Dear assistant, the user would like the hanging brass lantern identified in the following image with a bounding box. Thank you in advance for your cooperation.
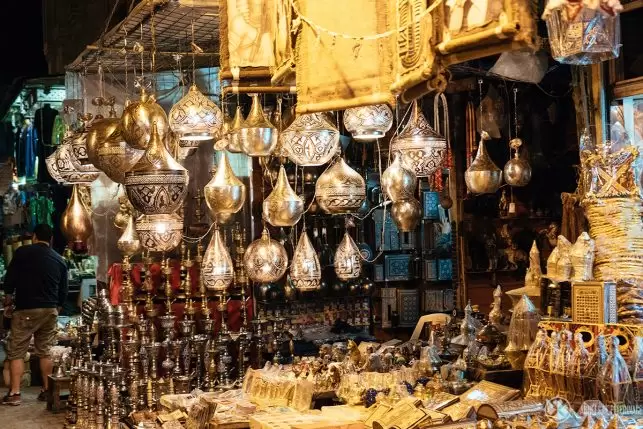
[60,184,93,243]
[49,140,100,185]
[465,131,503,194]
[169,84,223,142]
[95,128,144,184]
[239,94,278,156]
[117,214,141,257]
[381,152,417,202]
[69,130,102,175]
[391,198,421,232]
[204,151,246,218]
[121,88,169,150]
[343,104,393,141]
[45,151,64,183]
[262,165,304,227]
[243,228,288,283]
[214,112,231,151]
[334,232,362,281]
[315,157,366,214]
[201,226,234,291]
[135,213,183,253]
[125,123,189,215]
[503,138,532,187]
[86,118,121,166]
[226,106,245,153]
[290,230,321,291]
[390,100,446,177]
[282,113,340,166]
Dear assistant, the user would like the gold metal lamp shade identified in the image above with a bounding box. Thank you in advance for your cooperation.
[391,198,422,232]
[262,165,304,227]
[465,131,503,194]
[381,152,417,202]
[86,118,121,166]
[226,106,245,153]
[117,215,142,257]
[121,88,169,150]
[60,184,93,243]
[334,232,362,281]
[201,227,234,291]
[169,84,223,142]
[315,157,366,214]
[204,151,246,218]
[95,128,144,184]
[390,100,447,177]
[282,113,340,166]
[135,213,183,253]
[243,228,288,283]
[124,123,189,215]
[343,104,393,141]
[290,230,321,291]
[239,94,278,156]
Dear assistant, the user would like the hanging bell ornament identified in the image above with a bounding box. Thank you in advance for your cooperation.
[465,131,503,194]
[95,128,144,184]
[243,228,288,283]
[315,157,366,214]
[86,118,121,166]
[503,138,532,187]
[239,94,278,156]
[168,84,223,142]
[60,184,94,244]
[262,165,304,227]
[204,152,246,218]
[226,106,245,153]
[282,113,340,166]
[335,232,362,281]
[290,230,321,291]
[201,226,234,291]
[125,123,189,215]
[117,215,142,257]
[391,198,422,232]
[343,104,393,141]
[121,88,169,150]
[381,152,417,202]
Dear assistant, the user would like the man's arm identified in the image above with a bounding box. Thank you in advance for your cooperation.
[3,248,22,297]
[58,264,69,309]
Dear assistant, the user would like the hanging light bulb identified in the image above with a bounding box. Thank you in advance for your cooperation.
[204,151,246,218]
[169,84,223,142]
[125,123,189,215]
[201,226,234,291]
[343,104,393,141]
[121,87,169,150]
[60,184,94,243]
[391,198,422,232]
[239,94,278,156]
[281,113,340,166]
[465,131,503,194]
[390,100,446,177]
[226,106,245,153]
[290,230,321,291]
[381,152,417,202]
[334,232,362,281]
[243,228,288,283]
[117,214,142,257]
[315,157,366,214]
[135,213,183,253]
[262,165,304,227]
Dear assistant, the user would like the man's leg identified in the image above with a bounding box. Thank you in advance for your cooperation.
[39,356,53,391]
[4,311,32,404]
[9,358,24,393]
[33,309,58,399]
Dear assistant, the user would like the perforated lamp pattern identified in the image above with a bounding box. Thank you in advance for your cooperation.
[290,230,321,291]
[343,104,393,141]
[169,85,223,142]
[282,113,340,166]
[243,228,288,283]
[201,227,234,291]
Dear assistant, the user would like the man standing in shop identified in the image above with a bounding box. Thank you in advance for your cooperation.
[2,224,68,405]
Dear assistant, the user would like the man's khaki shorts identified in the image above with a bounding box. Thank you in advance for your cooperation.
[7,308,58,360]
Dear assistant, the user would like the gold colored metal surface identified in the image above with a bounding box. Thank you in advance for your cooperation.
[281,113,340,166]
[262,165,303,227]
[204,151,246,218]
[201,226,234,291]
[238,94,278,156]
[117,215,142,257]
[48,141,100,185]
[169,84,223,142]
[60,184,94,243]
[243,228,288,283]
[290,230,321,291]
[96,128,144,184]
[465,131,502,194]
[381,152,417,202]
[226,106,245,153]
[391,198,421,232]
[124,123,189,215]
[343,104,393,141]
[121,89,169,150]
[135,213,183,253]
[334,232,362,281]
[315,157,366,214]
[86,118,121,166]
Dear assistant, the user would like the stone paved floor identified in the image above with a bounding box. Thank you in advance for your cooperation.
[0,387,65,429]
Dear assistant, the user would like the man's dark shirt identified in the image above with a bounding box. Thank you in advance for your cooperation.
[3,243,68,310]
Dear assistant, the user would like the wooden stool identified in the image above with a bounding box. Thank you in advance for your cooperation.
[47,374,70,413]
